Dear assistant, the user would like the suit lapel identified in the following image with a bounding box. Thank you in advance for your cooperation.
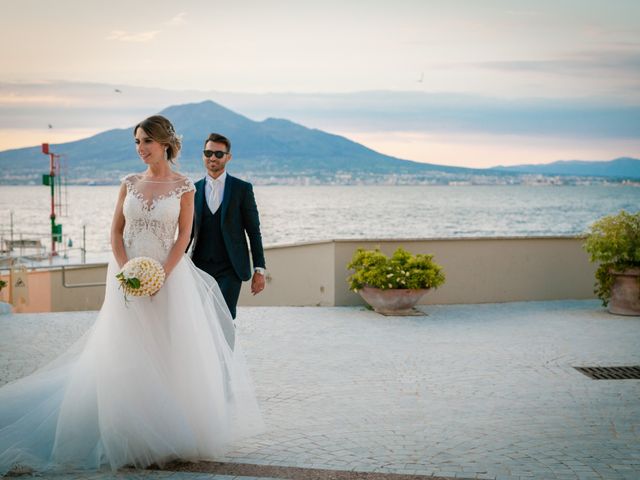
[194,178,205,229]
[221,174,233,222]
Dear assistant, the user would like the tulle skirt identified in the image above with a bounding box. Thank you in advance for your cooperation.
[0,255,264,474]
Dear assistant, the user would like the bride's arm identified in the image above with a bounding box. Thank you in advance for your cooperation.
[110,182,129,268]
[163,190,195,278]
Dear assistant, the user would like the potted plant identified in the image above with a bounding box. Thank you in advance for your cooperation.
[584,210,640,316]
[347,247,445,315]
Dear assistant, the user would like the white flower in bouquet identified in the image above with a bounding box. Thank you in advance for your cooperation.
[116,256,165,302]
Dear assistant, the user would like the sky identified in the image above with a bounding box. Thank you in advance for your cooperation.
[1,0,639,168]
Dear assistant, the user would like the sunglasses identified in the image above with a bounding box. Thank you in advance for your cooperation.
[203,150,229,159]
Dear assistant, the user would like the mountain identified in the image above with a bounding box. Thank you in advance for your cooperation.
[1,100,637,185]
[0,100,485,185]
[490,157,640,179]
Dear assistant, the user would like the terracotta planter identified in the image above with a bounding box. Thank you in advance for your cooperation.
[609,268,640,316]
[358,286,430,316]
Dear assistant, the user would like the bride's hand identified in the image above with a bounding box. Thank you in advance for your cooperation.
[149,265,169,298]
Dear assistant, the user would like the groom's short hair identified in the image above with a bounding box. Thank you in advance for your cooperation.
[204,133,231,153]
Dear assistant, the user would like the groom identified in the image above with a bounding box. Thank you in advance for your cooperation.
[188,133,266,319]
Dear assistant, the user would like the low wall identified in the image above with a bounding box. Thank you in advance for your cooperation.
[241,236,597,306]
[50,264,107,312]
[332,237,596,305]
[0,264,107,313]
[0,269,51,312]
[239,241,336,307]
[2,237,597,312]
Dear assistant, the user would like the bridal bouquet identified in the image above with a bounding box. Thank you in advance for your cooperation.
[116,256,166,302]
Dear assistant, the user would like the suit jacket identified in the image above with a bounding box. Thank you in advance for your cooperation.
[188,174,265,281]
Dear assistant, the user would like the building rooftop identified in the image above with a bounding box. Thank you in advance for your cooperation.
[1,300,639,480]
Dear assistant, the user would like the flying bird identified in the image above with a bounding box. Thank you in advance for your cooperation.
[48,124,53,129]
[114,88,122,93]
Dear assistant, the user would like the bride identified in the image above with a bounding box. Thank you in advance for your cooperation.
[0,115,264,474]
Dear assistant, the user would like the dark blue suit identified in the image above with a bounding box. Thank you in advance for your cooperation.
[189,174,265,318]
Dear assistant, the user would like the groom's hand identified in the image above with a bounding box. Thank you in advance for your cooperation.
[251,272,265,295]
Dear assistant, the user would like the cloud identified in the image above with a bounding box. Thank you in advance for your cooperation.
[1,82,638,141]
[0,94,79,106]
[105,13,184,43]
[166,12,187,27]
[212,90,640,140]
[474,50,640,76]
[106,30,160,43]
[505,9,542,17]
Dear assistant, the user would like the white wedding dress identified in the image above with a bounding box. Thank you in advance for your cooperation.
[0,174,264,474]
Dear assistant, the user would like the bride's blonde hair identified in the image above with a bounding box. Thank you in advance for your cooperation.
[134,115,182,163]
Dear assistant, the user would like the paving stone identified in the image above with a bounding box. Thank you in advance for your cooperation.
[1,300,639,480]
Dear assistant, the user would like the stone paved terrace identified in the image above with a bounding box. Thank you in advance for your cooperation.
[1,301,639,480]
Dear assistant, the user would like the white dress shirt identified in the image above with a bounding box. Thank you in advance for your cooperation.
[205,171,226,214]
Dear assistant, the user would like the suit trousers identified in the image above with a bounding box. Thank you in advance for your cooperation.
[195,261,242,319]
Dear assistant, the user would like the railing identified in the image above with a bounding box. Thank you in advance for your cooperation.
[1,237,598,313]
[0,247,111,271]
[61,263,107,288]
[0,219,91,264]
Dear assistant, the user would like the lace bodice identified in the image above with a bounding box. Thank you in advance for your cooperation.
[122,173,195,263]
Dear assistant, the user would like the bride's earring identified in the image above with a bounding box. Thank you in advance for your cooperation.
[164,148,168,161]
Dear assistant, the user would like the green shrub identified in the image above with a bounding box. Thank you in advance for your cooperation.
[347,247,445,291]
[584,210,640,306]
